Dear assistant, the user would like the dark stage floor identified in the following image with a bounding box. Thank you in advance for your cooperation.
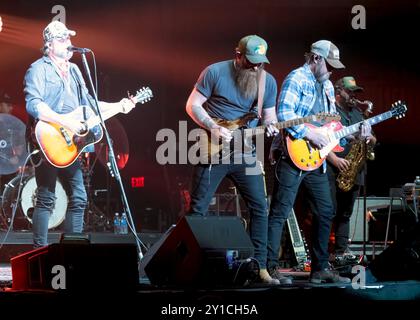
[1,274,419,317]
[1,230,419,317]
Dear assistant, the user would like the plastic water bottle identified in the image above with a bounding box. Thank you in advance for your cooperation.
[414,176,420,220]
[414,176,420,194]
[113,213,121,234]
[120,213,128,235]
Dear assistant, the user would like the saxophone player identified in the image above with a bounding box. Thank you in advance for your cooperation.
[326,76,377,264]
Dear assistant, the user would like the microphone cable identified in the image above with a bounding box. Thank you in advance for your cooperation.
[0,149,40,251]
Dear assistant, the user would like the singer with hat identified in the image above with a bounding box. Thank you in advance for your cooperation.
[267,40,352,284]
[23,20,136,247]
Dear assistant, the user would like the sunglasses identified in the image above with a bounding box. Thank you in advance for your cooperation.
[53,36,70,43]
[242,56,264,69]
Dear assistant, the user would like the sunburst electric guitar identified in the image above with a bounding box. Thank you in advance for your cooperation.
[35,87,153,168]
[198,112,341,162]
[286,101,407,171]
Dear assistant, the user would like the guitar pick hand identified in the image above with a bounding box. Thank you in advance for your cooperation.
[61,116,87,134]
[306,127,329,149]
[211,125,233,142]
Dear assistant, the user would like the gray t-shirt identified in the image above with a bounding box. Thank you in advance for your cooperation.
[195,60,277,125]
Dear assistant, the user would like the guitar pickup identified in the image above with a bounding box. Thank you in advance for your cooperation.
[60,127,72,147]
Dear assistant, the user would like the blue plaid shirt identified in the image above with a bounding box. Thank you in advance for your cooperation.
[277,63,336,139]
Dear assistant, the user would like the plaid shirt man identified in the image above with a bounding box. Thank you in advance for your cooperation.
[277,63,336,139]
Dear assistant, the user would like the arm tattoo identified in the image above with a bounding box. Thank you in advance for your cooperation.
[191,104,217,130]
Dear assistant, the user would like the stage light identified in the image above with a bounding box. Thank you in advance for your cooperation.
[0,16,3,32]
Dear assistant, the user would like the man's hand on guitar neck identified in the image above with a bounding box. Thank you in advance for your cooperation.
[263,108,279,137]
[119,96,136,114]
[305,126,330,149]
[265,121,279,137]
[356,121,376,145]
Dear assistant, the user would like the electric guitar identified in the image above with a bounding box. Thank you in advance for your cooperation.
[287,209,311,272]
[286,101,407,171]
[35,87,153,168]
[197,112,341,163]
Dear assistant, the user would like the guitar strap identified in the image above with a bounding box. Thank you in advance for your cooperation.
[256,69,266,118]
[70,65,88,121]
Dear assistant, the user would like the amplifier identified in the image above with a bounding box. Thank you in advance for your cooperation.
[350,196,404,242]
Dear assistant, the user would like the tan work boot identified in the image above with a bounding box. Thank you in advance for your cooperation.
[259,269,280,285]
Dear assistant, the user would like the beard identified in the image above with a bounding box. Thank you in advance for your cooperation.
[316,70,332,84]
[234,67,259,100]
[313,63,331,83]
[52,49,73,61]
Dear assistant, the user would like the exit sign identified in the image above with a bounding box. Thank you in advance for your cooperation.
[131,177,144,188]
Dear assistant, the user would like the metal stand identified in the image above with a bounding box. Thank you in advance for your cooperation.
[81,153,110,232]
[79,52,144,259]
[361,138,369,264]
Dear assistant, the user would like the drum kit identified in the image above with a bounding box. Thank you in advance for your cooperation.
[0,113,65,231]
[0,114,130,232]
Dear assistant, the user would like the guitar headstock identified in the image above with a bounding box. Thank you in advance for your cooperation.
[134,87,153,104]
[314,112,341,123]
[390,100,408,119]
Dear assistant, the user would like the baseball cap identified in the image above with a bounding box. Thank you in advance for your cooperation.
[310,40,345,69]
[43,21,76,43]
[335,76,363,92]
[237,35,269,64]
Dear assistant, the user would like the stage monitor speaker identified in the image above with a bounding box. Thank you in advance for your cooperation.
[11,241,139,291]
[350,197,404,242]
[142,215,255,286]
[368,222,420,281]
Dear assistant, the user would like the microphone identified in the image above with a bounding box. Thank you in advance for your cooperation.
[68,45,92,53]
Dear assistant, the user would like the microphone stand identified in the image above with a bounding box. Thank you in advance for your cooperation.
[79,52,144,260]
[361,137,368,264]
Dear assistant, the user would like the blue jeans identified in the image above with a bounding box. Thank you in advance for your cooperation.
[32,159,87,247]
[267,159,334,272]
[188,161,269,268]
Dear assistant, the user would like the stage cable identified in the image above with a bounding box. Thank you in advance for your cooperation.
[0,149,40,251]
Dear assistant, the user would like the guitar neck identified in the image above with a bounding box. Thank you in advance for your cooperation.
[247,115,319,136]
[86,106,121,128]
[334,111,393,140]
[84,88,152,128]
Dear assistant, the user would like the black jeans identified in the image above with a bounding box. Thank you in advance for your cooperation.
[267,159,334,272]
[327,168,360,254]
[32,159,87,247]
[188,160,268,268]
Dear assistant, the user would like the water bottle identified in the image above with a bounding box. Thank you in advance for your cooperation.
[120,213,128,235]
[113,213,121,234]
[414,176,420,194]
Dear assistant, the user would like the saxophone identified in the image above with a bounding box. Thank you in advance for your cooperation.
[336,141,374,191]
[336,99,375,192]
